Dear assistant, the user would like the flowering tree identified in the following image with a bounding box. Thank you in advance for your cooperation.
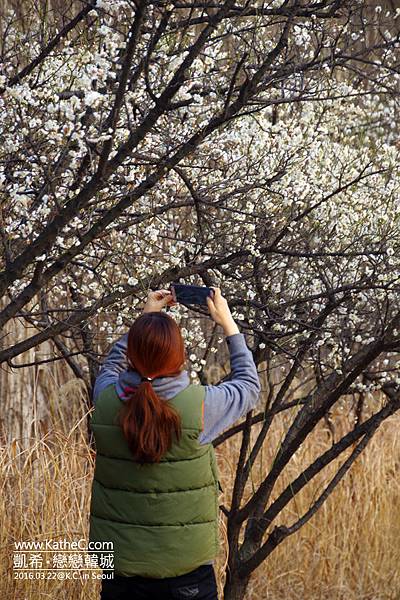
[1,1,400,598]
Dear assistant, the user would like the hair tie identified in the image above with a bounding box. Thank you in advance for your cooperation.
[123,385,137,395]
[140,375,153,383]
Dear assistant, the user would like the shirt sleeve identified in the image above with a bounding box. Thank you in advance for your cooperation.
[92,332,129,404]
[198,333,261,445]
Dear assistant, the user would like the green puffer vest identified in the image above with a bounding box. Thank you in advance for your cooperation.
[88,382,220,578]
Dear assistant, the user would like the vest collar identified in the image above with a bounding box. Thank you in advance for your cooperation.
[116,367,191,401]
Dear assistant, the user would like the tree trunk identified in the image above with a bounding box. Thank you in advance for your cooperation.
[223,571,251,600]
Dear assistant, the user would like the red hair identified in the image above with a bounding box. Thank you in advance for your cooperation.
[117,311,186,464]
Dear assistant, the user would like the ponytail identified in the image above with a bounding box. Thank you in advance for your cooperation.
[117,381,181,464]
[117,311,186,464]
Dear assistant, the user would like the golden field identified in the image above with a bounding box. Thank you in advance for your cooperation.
[1,375,399,600]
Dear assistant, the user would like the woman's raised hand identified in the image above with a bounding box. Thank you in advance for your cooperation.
[142,288,177,313]
[206,287,239,335]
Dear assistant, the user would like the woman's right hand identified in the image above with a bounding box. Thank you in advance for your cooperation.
[206,287,239,334]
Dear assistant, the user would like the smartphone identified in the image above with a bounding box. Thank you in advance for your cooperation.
[170,283,214,306]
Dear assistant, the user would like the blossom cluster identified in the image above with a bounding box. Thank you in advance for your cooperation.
[1,2,399,390]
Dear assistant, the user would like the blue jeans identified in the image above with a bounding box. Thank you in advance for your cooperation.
[100,564,218,599]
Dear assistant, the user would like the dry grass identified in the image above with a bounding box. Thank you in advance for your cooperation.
[215,406,400,600]
[1,378,400,600]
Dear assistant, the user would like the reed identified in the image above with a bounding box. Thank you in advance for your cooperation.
[215,406,400,600]
[1,379,399,599]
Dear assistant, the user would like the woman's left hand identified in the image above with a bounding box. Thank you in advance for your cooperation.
[142,288,177,313]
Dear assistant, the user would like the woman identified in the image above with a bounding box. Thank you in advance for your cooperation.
[89,286,261,600]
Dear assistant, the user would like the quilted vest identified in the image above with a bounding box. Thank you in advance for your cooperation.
[88,382,220,578]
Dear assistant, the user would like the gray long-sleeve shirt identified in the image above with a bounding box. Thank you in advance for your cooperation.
[92,331,261,445]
